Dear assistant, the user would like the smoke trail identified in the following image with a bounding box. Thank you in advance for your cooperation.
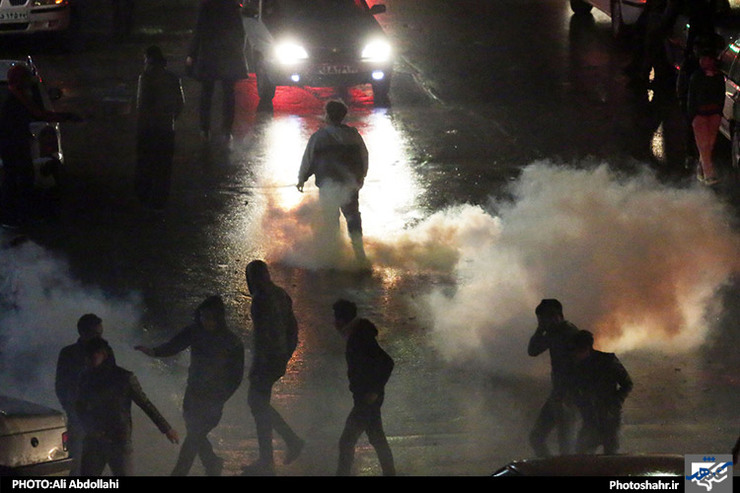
[0,234,144,407]
[262,162,740,373]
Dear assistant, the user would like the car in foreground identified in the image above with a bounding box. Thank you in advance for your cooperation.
[241,0,394,105]
[0,58,65,193]
[0,0,70,35]
[0,394,72,476]
[569,0,647,39]
[493,454,685,476]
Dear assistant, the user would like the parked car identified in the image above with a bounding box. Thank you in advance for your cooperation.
[0,394,72,476]
[0,58,65,193]
[0,0,70,36]
[569,0,647,39]
[241,0,394,104]
[492,454,685,476]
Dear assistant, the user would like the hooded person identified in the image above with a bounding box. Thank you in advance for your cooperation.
[242,260,303,475]
[333,299,395,476]
[135,295,244,475]
[76,337,179,476]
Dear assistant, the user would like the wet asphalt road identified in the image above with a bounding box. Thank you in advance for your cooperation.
[0,0,738,477]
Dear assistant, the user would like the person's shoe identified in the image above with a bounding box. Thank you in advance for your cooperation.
[696,165,705,183]
[703,175,720,186]
[283,439,305,465]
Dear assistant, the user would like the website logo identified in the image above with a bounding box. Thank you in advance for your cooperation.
[685,455,733,493]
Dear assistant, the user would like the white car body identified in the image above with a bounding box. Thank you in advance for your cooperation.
[0,0,70,35]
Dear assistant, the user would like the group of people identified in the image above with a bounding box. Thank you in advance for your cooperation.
[527,299,634,457]
[54,260,395,476]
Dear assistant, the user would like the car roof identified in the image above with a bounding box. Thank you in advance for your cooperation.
[494,454,685,476]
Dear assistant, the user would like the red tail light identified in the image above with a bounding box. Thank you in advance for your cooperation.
[62,431,68,452]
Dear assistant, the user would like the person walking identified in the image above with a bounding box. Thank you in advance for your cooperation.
[297,100,370,264]
[333,299,395,476]
[76,337,179,476]
[185,0,248,141]
[135,295,244,476]
[688,47,725,185]
[0,63,80,229]
[135,45,185,210]
[242,260,304,475]
[569,330,633,454]
[55,314,105,476]
[527,299,580,457]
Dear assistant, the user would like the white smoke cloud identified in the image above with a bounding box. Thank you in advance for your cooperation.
[262,161,740,374]
[0,235,144,407]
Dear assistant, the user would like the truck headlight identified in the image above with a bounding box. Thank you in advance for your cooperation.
[361,39,391,62]
[274,41,308,65]
[33,0,67,6]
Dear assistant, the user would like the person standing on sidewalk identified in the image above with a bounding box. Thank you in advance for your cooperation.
[242,260,304,475]
[136,295,244,475]
[333,299,395,476]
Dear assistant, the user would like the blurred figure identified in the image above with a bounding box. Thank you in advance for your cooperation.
[135,45,185,210]
[0,63,80,229]
[569,330,633,454]
[333,299,395,476]
[186,0,247,141]
[76,337,179,476]
[527,299,580,457]
[135,295,244,475]
[297,100,370,265]
[688,47,725,185]
[242,260,304,475]
[55,314,105,476]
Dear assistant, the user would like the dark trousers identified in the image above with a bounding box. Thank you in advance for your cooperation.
[135,127,175,209]
[0,145,34,225]
[576,405,623,455]
[247,377,302,464]
[337,394,395,476]
[529,392,577,457]
[171,397,224,475]
[199,79,236,135]
[80,436,133,476]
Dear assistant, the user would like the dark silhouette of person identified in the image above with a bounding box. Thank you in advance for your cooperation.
[242,260,304,475]
[569,330,633,454]
[76,337,179,476]
[135,295,244,475]
[333,299,395,476]
[0,63,80,229]
[527,299,580,457]
[135,45,185,210]
[185,0,248,141]
[55,314,105,476]
[297,100,370,264]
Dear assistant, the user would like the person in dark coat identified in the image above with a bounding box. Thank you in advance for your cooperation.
[185,0,248,141]
[135,295,244,475]
[55,314,105,476]
[527,299,580,457]
[333,299,395,476]
[297,100,370,264]
[76,337,179,476]
[135,45,185,210]
[0,64,80,229]
[242,260,304,475]
[569,330,633,454]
